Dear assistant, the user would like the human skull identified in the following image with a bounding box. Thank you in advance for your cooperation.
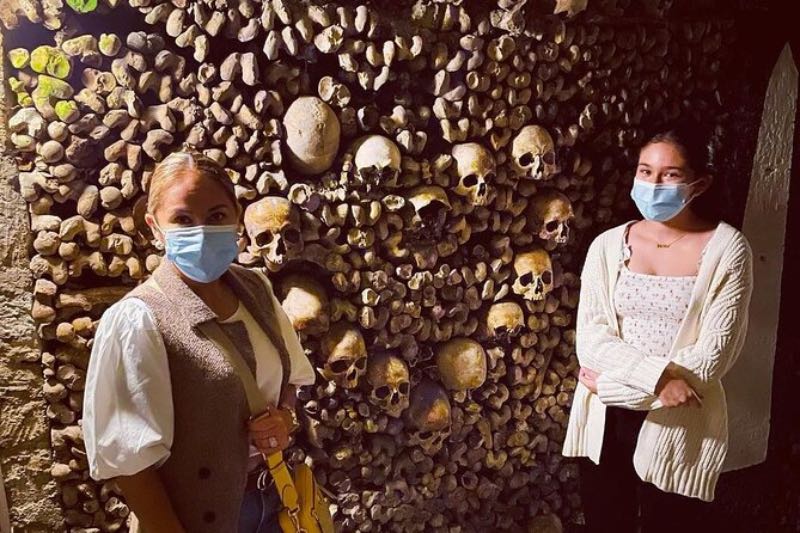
[353,135,401,189]
[320,322,367,389]
[529,190,574,244]
[406,185,451,244]
[511,125,558,180]
[405,378,451,455]
[276,274,329,335]
[283,96,341,175]
[244,196,303,270]
[451,142,494,206]
[512,247,554,301]
[435,337,488,391]
[366,351,410,418]
[486,302,525,343]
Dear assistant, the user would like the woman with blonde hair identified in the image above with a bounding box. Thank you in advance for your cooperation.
[563,123,753,532]
[83,151,315,532]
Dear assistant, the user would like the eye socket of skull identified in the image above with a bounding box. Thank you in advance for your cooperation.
[374,385,391,399]
[379,167,397,179]
[255,230,274,248]
[329,360,351,373]
[495,325,508,335]
[543,152,556,165]
[545,220,559,232]
[282,227,301,244]
[542,271,553,284]
[398,382,410,394]
[520,272,533,285]
[463,174,478,187]
[416,430,432,440]
[354,356,367,370]
[519,153,534,167]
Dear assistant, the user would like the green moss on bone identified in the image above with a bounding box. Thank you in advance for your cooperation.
[31,46,72,79]
[66,0,98,13]
[9,49,30,69]
[99,34,122,57]
[62,35,98,58]
[35,75,74,100]
[55,100,80,123]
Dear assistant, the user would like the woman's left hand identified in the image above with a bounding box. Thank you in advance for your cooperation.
[248,407,293,456]
[579,367,600,394]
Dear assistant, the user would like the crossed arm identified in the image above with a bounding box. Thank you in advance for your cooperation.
[576,236,753,411]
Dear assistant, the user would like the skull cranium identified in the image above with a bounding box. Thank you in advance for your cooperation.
[353,135,401,189]
[512,247,554,301]
[283,96,341,175]
[276,274,330,335]
[435,337,488,392]
[405,378,451,455]
[511,125,558,180]
[451,142,494,206]
[486,302,525,343]
[528,190,574,244]
[366,351,410,418]
[406,185,451,244]
[320,321,367,389]
[244,196,303,270]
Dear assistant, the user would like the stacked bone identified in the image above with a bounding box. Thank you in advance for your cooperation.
[3,0,728,530]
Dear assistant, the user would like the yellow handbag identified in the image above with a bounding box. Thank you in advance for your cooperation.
[198,319,335,533]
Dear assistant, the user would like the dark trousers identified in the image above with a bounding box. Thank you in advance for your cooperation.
[578,406,709,533]
[238,483,282,533]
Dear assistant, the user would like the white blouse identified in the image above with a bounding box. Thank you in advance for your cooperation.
[615,267,696,359]
[84,270,316,481]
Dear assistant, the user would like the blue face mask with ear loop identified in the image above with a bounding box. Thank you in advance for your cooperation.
[154,222,240,283]
[630,178,700,222]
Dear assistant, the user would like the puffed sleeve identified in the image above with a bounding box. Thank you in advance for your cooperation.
[84,298,174,481]
[255,269,316,387]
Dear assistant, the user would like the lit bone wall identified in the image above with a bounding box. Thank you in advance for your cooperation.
[2,0,728,530]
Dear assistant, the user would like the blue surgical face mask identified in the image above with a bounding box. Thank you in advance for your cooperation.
[155,223,239,283]
[630,179,699,222]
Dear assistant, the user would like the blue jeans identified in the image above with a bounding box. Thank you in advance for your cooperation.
[238,483,282,533]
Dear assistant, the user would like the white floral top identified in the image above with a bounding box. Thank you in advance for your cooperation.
[614,226,706,359]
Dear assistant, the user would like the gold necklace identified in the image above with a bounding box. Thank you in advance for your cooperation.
[656,232,689,248]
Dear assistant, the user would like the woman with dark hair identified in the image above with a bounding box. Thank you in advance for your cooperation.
[562,123,754,532]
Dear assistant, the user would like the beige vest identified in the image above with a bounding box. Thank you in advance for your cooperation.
[123,261,291,532]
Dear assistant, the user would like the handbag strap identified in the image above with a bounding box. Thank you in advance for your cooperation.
[146,276,302,517]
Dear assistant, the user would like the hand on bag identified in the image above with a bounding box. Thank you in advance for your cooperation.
[248,407,292,456]
[655,365,703,408]
[578,367,600,394]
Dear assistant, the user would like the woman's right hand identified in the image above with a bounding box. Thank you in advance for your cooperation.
[655,371,703,408]
[248,407,291,456]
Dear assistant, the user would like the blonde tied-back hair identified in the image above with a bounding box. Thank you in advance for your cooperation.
[146,150,239,216]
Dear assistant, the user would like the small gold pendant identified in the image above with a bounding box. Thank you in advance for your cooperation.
[656,243,669,248]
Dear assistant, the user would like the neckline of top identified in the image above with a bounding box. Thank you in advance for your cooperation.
[218,300,244,323]
[621,220,720,277]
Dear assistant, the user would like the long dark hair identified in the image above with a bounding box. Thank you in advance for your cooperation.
[640,121,726,223]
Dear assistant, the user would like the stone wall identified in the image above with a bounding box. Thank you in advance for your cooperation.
[0,30,64,533]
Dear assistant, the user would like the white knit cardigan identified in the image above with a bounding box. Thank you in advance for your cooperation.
[562,220,753,502]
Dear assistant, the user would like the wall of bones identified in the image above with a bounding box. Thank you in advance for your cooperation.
[1,0,732,530]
